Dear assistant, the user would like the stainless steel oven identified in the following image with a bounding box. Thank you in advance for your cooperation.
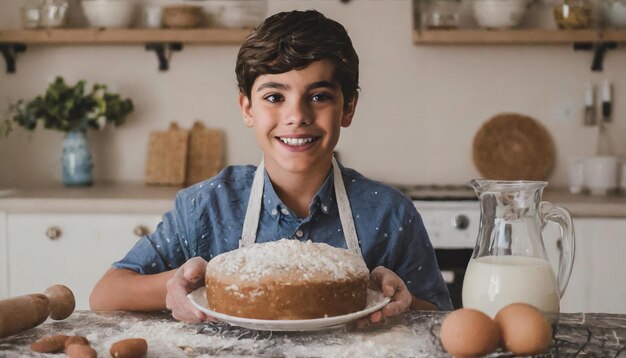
[395,185,480,309]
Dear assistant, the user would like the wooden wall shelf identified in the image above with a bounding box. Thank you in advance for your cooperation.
[0,28,253,72]
[0,28,252,45]
[413,29,625,72]
[413,29,626,45]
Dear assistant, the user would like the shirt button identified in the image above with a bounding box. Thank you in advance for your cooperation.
[322,205,328,213]
[281,208,290,216]
[295,230,304,238]
[271,209,278,216]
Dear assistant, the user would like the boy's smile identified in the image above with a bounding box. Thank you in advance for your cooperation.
[239,59,357,177]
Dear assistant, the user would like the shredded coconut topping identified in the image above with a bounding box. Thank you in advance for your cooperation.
[207,239,369,281]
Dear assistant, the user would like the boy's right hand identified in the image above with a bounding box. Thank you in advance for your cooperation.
[165,257,218,323]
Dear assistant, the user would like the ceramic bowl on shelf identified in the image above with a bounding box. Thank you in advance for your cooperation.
[82,0,135,28]
[162,5,205,28]
[206,0,267,28]
[603,0,626,28]
[472,0,529,29]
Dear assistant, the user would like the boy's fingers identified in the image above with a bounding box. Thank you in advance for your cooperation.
[369,310,383,323]
[183,266,200,281]
[356,317,370,329]
[382,300,403,317]
[381,280,396,298]
[369,267,385,287]
[182,257,207,282]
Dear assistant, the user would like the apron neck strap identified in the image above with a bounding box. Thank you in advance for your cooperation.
[240,157,361,255]
[332,157,360,254]
[240,160,265,248]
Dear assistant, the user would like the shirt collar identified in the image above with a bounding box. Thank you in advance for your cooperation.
[261,161,342,217]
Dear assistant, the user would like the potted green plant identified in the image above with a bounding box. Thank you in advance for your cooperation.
[3,76,133,186]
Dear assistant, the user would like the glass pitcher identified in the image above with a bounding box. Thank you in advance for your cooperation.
[462,180,575,320]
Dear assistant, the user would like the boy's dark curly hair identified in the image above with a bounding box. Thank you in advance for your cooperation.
[235,10,360,107]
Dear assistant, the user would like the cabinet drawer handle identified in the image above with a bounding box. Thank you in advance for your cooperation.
[133,225,150,237]
[46,226,62,240]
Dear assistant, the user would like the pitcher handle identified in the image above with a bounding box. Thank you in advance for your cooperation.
[539,201,576,298]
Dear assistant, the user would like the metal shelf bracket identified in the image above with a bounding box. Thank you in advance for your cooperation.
[0,43,27,73]
[145,42,183,71]
[573,41,618,72]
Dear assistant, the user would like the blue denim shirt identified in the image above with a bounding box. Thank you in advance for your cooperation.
[114,163,452,310]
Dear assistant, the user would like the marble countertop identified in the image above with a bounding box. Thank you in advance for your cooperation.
[0,182,624,218]
[0,311,624,357]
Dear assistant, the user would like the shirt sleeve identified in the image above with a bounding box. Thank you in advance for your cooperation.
[392,211,453,311]
[113,191,196,274]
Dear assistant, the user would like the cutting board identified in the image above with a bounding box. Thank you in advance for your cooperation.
[472,113,555,181]
[185,121,224,186]
[145,122,189,186]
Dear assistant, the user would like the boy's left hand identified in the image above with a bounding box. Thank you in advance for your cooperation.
[356,266,412,329]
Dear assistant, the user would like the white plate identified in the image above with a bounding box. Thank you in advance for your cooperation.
[187,287,391,331]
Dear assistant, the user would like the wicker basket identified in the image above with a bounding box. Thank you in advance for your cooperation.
[162,5,205,28]
[185,121,224,186]
[145,122,189,186]
[472,113,555,181]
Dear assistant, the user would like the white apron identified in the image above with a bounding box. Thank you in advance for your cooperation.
[239,157,362,255]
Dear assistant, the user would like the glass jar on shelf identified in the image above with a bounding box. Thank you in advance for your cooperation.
[602,0,626,28]
[39,0,68,28]
[422,0,461,30]
[553,0,593,29]
[20,0,42,29]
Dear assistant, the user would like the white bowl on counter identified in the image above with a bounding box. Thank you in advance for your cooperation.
[82,0,135,28]
[603,0,626,28]
[472,0,529,29]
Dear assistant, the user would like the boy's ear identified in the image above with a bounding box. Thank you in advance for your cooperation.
[239,92,254,127]
[341,95,359,128]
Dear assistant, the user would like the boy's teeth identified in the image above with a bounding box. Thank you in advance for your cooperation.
[280,137,315,146]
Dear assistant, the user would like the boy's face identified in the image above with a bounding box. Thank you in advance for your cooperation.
[239,59,357,176]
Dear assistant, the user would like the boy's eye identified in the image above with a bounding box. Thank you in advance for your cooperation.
[263,94,284,103]
[311,93,333,102]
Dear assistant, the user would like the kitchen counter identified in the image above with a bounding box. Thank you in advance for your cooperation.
[0,182,179,214]
[543,188,626,218]
[0,182,624,217]
[0,311,624,357]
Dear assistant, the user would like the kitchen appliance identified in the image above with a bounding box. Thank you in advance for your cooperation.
[462,180,575,319]
[395,184,479,309]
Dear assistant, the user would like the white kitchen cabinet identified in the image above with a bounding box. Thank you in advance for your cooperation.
[5,213,161,310]
[544,220,590,313]
[544,218,626,314]
[583,219,626,314]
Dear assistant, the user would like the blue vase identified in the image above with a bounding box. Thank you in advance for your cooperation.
[62,130,93,186]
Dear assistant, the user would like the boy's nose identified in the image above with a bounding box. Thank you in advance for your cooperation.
[284,101,313,127]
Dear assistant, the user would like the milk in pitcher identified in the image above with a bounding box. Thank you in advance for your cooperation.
[462,255,560,318]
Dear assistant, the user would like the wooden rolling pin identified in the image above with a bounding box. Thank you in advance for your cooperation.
[0,285,75,338]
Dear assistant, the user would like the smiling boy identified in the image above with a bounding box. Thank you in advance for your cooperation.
[90,10,451,326]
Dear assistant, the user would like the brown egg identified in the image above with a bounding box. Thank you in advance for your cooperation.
[440,308,501,358]
[494,303,553,355]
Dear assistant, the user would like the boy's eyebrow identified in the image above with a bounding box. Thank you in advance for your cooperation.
[306,81,339,91]
[257,82,288,92]
[256,81,339,92]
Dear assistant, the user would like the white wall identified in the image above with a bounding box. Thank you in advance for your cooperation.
[1,0,625,188]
